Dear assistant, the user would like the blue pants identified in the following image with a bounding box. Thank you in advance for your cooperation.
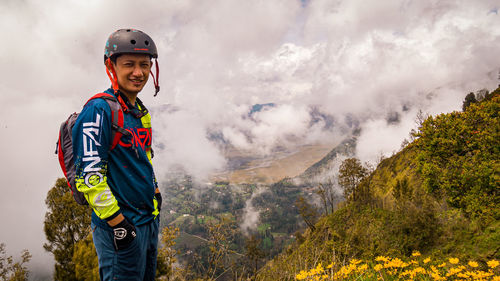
[92,219,159,281]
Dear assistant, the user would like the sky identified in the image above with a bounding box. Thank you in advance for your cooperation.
[0,0,499,278]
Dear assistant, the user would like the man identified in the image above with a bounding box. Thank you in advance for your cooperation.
[72,28,162,280]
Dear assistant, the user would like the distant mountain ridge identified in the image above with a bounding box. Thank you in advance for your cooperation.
[297,136,357,182]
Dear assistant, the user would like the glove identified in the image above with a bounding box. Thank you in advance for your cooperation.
[112,218,137,251]
[155,192,162,212]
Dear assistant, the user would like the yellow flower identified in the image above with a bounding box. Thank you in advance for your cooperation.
[384,258,407,268]
[375,256,389,262]
[358,264,368,272]
[326,262,334,269]
[438,263,447,268]
[446,266,463,277]
[374,264,383,272]
[449,258,459,264]
[468,261,478,268]
[487,260,499,269]
[337,264,355,278]
[400,269,411,277]
[412,251,421,257]
[310,263,324,275]
[350,259,362,265]
[492,276,500,281]
[414,267,426,274]
[424,257,431,264]
[469,270,493,279]
[430,272,445,281]
[296,270,308,280]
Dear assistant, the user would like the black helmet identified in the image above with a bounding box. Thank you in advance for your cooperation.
[104,29,158,62]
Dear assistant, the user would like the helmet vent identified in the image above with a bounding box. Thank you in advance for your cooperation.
[131,39,136,44]
[126,29,131,32]
[145,40,150,46]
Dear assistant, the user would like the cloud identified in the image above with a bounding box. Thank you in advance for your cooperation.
[0,0,499,278]
[240,186,268,235]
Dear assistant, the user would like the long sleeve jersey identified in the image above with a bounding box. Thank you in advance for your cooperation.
[72,89,159,227]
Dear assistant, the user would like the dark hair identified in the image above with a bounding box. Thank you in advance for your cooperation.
[110,54,121,64]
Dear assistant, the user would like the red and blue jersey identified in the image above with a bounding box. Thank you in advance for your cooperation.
[72,88,159,227]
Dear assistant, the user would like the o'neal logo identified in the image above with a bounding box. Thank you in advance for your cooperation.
[84,172,104,187]
[82,113,103,172]
[119,127,152,150]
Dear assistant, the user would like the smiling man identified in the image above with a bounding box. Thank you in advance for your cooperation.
[72,29,162,281]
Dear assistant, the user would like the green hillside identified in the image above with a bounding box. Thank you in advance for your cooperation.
[256,88,500,280]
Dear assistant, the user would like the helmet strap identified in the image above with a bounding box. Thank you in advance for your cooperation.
[150,59,160,97]
[105,58,119,94]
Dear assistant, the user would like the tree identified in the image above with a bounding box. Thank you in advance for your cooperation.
[462,92,477,111]
[72,234,99,281]
[476,89,489,101]
[156,226,180,280]
[244,235,266,278]
[338,158,368,202]
[315,179,339,215]
[0,243,31,281]
[44,178,91,281]
[295,196,319,231]
[205,219,235,280]
[409,109,429,142]
[188,218,237,280]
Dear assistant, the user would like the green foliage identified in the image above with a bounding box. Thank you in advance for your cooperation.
[463,92,477,111]
[161,175,302,279]
[415,90,499,220]
[204,219,237,280]
[244,235,266,277]
[157,226,180,280]
[44,178,91,281]
[0,243,31,281]
[338,158,368,201]
[256,219,335,281]
[72,234,99,281]
[388,194,441,256]
[295,196,319,231]
[392,177,410,201]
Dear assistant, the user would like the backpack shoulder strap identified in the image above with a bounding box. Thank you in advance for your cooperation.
[85,93,130,150]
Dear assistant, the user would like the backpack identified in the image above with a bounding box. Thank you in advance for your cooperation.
[56,92,131,205]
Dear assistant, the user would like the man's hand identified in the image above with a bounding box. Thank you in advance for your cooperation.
[155,192,162,212]
[111,218,136,250]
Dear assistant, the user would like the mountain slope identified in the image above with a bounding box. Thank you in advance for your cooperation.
[256,87,500,280]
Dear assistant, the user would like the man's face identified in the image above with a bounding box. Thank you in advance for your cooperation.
[112,54,152,96]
